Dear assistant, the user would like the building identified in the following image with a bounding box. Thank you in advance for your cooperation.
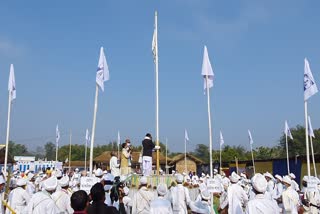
[169,153,204,174]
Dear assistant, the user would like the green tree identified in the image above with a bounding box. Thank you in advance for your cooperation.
[44,142,55,161]
[8,141,29,156]
[191,144,210,163]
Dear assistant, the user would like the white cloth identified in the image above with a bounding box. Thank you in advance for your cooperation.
[6,186,30,214]
[219,190,228,209]
[282,186,300,214]
[142,156,152,176]
[274,182,283,200]
[27,190,60,214]
[150,197,173,214]
[110,156,120,177]
[228,183,248,214]
[189,200,211,214]
[123,196,132,214]
[171,184,191,214]
[0,192,3,214]
[302,191,320,214]
[52,189,73,214]
[26,182,36,195]
[132,186,154,214]
[245,194,280,214]
[104,192,112,206]
[291,180,300,192]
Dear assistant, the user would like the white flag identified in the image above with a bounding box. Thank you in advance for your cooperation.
[220,130,224,146]
[304,58,318,101]
[201,46,214,91]
[85,129,89,146]
[8,64,16,102]
[284,120,293,140]
[152,12,157,63]
[248,130,253,145]
[185,129,189,142]
[308,116,315,138]
[117,131,121,145]
[56,125,60,145]
[96,47,110,92]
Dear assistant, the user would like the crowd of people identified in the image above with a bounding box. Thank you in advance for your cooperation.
[1,166,320,213]
[0,132,320,213]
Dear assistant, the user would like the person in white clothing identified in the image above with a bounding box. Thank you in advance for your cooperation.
[227,172,248,214]
[0,175,6,214]
[282,175,300,214]
[289,173,300,192]
[122,186,132,214]
[150,183,173,214]
[110,151,120,177]
[171,174,191,214]
[245,173,280,214]
[132,176,154,214]
[6,178,30,214]
[27,176,60,214]
[189,189,211,214]
[52,176,74,214]
[26,173,36,195]
[264,172,276,200]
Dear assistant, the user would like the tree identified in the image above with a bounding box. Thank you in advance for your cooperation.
[8,141,29,157]
[44,142,55,161]
[192,144,210,163]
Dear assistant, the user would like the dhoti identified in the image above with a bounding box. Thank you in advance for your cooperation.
[142,156,152,176]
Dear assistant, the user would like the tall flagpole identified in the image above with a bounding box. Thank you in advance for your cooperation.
[165,138,168,174]
[219,143,222,173]
[185,136,187,173]
[285,133,290,174]
[250,144,256,174]
[84,140,87,172]
[304,101,311,177]
[206,75,213,177]
[4,91,12,176]
[90,85,99,176]
[310,135,317,177]
[154,11,160,175]
[69,131,72,172]
[117,131,120,159]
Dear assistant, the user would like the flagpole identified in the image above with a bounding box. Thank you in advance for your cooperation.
[69,131,72,173]
[220,143,222,173]
[304,101,311,177]
[185,137,187,173]
[3,91,12,177]
[205,75,213,177]
[90,85,99,176]
[310,135,317,177]
[285,133,290,175]
[250,144,256,174]
[165,138,168,175]
[55,142,59,164]
[154,11,160,176]
[117,132,120,159]
[84,140,87,172]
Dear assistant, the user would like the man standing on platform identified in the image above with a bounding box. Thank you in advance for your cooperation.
[142,133,160,176]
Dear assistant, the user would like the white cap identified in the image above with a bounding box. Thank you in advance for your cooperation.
[59,176,69,187]
[103,170,108,174]
[103,173,114,181]
[16,178,27,186]
[240,173,247,179]
[222,177,230,186]
[282,176,292,185]
[252,173,267,193]
[229,172,240,183]
[201,190,211,200]
[176,174,184,183]
[43,176,58,191]
[201,173,205,177]
[75,168,79,172]
[140,176,148,185]
[264,172,274,180]
[157,183,167,196]
[25,170,30,175]
[123,186,130,195]
[289,173,296,179]
[27,173,35,181]
[95,168,103,177]
[55,170,63,178]
[275,174,282,182]
[303,176,309,182]
[0,175,5,184]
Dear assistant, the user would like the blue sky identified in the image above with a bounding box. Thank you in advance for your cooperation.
[0,0,320,153]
